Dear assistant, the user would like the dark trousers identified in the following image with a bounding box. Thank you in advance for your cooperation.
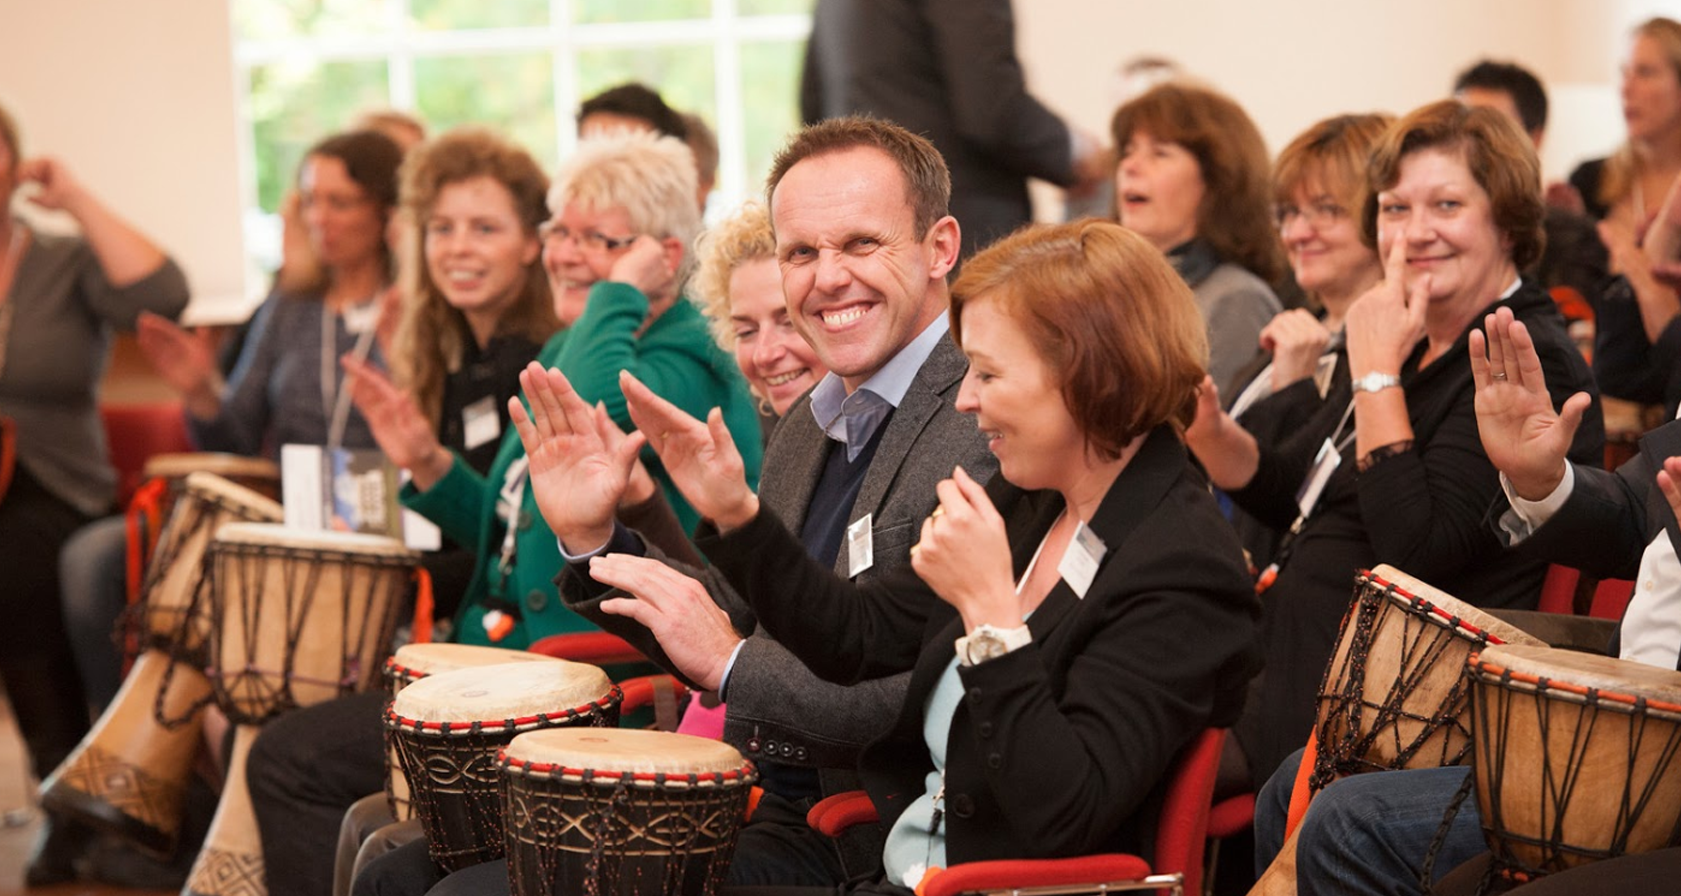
[1434,848,1681,895]
[0,467,94,777]
[249,690,387,896]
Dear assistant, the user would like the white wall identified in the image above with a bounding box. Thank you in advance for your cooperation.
[8,0,1681,323]
[0,0,247,324]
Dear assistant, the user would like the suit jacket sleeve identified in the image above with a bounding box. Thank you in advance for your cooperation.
[924,0,1075,186]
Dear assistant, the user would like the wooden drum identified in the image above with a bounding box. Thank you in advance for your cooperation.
[499,729,756,896]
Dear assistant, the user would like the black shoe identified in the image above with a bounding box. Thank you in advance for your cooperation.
[24,811,95,887]
[78,833,191,890]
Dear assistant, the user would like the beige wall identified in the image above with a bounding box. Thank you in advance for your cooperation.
[5,0,1681,322]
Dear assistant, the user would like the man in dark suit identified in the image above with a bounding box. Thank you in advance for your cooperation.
[801,0,1104,256]
[422,118,998,894]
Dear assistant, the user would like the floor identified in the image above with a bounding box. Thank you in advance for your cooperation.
[0,694,172,896]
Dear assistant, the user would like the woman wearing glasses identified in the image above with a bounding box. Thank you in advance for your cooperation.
[1186,103,1605,796]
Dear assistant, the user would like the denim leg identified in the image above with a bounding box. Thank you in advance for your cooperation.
[1253,746,1301,878]
[60,515,130,712]
[1296,765,1485,896]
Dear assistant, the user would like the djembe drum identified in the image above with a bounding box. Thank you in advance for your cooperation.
[40,472,283,855]
[1252,565,1544,895]
[386,661,620,874]
[1469,644,1681,884]
[382,644,569,823]
[184,523,415,896]
[499,728,756,896]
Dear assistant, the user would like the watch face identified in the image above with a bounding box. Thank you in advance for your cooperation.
[968,634,1007,663]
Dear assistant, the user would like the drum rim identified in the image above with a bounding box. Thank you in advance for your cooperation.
[496,748,757,789]
[146,453,280,481]
[383,644,562,681]
[210,525,418,562]
[1361,568,1531,646]
[383,687,623,735]
[176,473,284,520]
[1469,652,1681,720]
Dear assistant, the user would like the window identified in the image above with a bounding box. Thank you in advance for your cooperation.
[232,0,810,279]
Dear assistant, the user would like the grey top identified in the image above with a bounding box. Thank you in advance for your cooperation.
[0,225,189,515]
[187,290,382,458]
[1171,240,1282,396]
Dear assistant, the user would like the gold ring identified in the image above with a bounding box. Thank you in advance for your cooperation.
[931,507,945,519]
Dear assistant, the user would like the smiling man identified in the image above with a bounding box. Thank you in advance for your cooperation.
[420,119,998,896]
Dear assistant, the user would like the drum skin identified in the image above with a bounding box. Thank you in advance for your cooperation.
[1471,644,1681,878]
[387,662,621,874]
[499,729,756,896]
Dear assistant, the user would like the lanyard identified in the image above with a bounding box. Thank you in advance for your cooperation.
[319,298,379,451]
[491,456,530,594]
[1257,396,1359,595]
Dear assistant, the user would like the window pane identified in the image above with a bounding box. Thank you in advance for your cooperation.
[575,45,716,127]
[408,0,548,31]
[247,59,391,213]
[234,0,394,42]
[739,40,804,191]
[413,52,559,169]
[737,0,809,15]
[572,0,709,25]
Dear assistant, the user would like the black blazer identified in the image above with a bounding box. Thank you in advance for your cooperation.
[702,426,1261,864]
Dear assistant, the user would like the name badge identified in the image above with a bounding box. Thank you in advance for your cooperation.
[341,300,380,335]
[1057,520,1107,599]
[463,395,501,451]
[1296,438,1342,517]
[846,513,874,578]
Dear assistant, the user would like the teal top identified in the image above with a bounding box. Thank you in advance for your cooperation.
[403,282,763,648]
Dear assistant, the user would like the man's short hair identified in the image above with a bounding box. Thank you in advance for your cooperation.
[577,83,689,141]
[1454,60,1549,135]
[765,116,951,237]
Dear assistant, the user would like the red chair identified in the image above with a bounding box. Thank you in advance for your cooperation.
[807,728,1228,896]
[528,630,647,666]
[1589,577,1636,621]
[99,401,192,507]
[1537,564,1581,616]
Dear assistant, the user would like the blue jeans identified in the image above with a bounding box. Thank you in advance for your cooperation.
[1253,748,1489,896]
[60,514,129,712]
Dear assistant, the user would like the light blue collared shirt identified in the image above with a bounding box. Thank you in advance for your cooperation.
[807,314,951,461]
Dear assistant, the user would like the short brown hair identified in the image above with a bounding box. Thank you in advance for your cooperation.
[765,116,950,237]
[1110,83,1285,285]
[950,220,1208,460]
[1274,113,1393,224]
[1361,100,1545,271]
[394,127,557,425]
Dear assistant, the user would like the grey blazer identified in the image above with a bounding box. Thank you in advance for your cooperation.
[560,333,996,772]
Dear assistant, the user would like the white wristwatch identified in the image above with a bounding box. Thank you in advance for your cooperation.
[1350,371,1401,394]
[956,623,1032,666]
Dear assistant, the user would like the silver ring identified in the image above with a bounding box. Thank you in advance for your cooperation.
[1492,372,1508,381]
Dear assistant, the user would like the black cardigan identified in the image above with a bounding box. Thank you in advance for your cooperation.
[699,426,1261,865]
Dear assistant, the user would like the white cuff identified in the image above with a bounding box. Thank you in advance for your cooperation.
[717,639,748,698]
[1498,464,1577,544]
[954,623,1033,667]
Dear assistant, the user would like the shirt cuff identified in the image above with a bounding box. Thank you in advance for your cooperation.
[555,521,644,563]
[717,638,748,698]
[1499,464,1577,542]
[953,623,1033,667]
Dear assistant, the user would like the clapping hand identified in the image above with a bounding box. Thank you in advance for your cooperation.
[1469,306,1591,501]
[620,370,759,530]
[342,355,453,489]
[911,467,1016,631]
[587,553,740,692]
[509,363,644,553]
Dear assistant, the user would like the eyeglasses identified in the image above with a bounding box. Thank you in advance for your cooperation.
[539,221,638,254]
[1274,200,1348,231]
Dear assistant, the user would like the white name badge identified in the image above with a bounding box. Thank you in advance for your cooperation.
[462,395,501,451]
[846,513,875,578]
[341,300,381,335]
[1057,520,1107,599]
[1295,438,1342,518]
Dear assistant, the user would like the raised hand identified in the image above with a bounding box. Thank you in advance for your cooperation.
[509,362,643,552]
[608,235,678,304]
[136,312,223,419]
[1344,235,1429,382]
[341,355,452,489]
[911,467,1016,631]
[620,370,759,530]
[1657,457,1681,533]
[588,553,740,691]
[1260,309,1332,391]
[15,157,88,213]
[1182,374,1260,491]
[1470,306,1591,501]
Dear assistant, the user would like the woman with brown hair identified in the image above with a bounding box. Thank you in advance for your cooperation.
[1111,82,1285,395]
[548,218,1261,893]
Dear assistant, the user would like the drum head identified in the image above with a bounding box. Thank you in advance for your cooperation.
[1370,565,1545,647]
[179,473,284,522]
[504,728,748,778]
[392,661,612,724]
[389,643,562,680]
[212,522,414,559]
[1475,644,1681,708]
[146,453,280,484]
